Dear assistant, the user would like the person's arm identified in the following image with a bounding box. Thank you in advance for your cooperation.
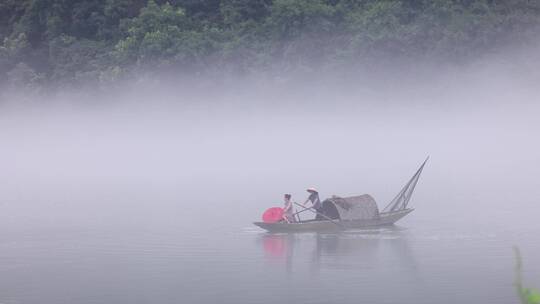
[303,197,310,206]
[284,202,292,212]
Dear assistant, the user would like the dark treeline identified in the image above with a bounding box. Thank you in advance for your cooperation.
[1,0,540,89]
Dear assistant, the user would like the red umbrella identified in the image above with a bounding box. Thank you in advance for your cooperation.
[262,207,284,223]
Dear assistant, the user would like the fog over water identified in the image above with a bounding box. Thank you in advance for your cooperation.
[1,44,540,303]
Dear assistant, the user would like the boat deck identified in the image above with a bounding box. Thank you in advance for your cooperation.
[254,209,413,232]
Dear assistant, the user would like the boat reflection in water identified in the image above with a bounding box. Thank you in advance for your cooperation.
[259,226,417,275]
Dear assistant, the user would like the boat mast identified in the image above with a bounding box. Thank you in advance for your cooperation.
[382,157,428,212]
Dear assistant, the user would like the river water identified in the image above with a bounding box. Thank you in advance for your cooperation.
[0,100,539,304]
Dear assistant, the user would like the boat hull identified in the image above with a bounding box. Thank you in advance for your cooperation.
[253,209,413,232]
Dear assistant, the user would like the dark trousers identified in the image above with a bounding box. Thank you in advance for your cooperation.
[314,207,324,220]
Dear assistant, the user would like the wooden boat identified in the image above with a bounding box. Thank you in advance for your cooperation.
[253,158,427,233]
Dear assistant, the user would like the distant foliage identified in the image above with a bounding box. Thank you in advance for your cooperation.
[0,0,539,88]
[114,1,218,68]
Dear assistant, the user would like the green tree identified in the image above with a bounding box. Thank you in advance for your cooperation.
[115,0,219,68]
[2,0,540,88]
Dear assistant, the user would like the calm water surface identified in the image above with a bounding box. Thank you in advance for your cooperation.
[1,104,539,303]
[1,193,539,304]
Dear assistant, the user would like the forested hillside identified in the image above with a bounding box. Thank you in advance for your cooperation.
[1,0,539,89]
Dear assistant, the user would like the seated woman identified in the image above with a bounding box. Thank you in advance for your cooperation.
[282,194,296,223]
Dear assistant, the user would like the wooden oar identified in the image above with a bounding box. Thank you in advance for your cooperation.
[291,207,311,218]
[292,202,344,229]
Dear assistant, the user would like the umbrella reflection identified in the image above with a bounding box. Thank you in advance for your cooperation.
[262,233,295,258]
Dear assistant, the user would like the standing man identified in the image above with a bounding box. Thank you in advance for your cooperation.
[303,188,323,220]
